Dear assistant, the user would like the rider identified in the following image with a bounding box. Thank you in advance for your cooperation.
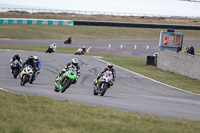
[94,62,116,85]
[33,56,41,79]
[81,46,86,53]
[10,53,22,71]
[46,43,57,53]
[56,58,80,84]
[22,55,36,72]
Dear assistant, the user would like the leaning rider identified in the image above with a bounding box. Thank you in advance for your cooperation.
[94,62,116,85]
[33,56,41,79]
[10,53,22,71]
[22,55,36,71]
[56,58,80,84]
[81,46,86,53]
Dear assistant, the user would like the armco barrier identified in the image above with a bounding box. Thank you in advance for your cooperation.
[0,18,74,26]
[74,20,200,30]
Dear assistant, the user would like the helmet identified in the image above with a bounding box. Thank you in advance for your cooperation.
[33,56,38,63]
[107,62,113,70]
[28,55,34,61]
[71,58,78,66]
[33,56,38,61]
[14,53,19,58]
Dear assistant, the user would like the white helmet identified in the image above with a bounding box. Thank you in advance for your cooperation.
[33,56,38,63]
[71,58,78,66]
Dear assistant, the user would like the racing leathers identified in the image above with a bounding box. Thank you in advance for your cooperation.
[34,57,41,79]
[95,68,116,85]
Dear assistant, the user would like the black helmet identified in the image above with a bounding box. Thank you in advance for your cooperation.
[107,62,113,70]
[71,58,78,66]
[28,55,34,61]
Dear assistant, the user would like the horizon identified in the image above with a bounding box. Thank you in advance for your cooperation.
[0,0,200,17]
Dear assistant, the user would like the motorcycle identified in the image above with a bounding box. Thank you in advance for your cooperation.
[54,68,77,93]
[64,37,72,44]
[75,48,85,55]
[11,60,21,78]
[20,65,34,86]
[93,71,113,96]
[45,45,56,53]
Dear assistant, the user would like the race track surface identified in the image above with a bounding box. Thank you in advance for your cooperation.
[1,49,200,121]
[1,39,200,57]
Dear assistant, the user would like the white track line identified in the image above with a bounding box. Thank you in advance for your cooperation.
[0,87,8,92]
[95,57,200,96]
[87,47,92,53]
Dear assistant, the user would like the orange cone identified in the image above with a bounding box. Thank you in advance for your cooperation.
[108,44,111,49]
[120,44,123,49]
[134,44,137,50]
[146,44,149,50]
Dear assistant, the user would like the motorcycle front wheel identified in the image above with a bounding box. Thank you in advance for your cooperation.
[54,86,59,92]
[13,69,19,78]
[93,86,98,95]
[61,80,71,93]
[100,83,108,96]
[21,75,28,86]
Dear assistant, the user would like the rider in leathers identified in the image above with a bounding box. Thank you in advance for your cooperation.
[33,56,41,79]
[56,58,80,84]
[22,56,36,69]
[10,53,22,71]
[94,62,116,85]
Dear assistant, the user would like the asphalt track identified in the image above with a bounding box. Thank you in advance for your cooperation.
[1,39,200,57]
[0,48,200,121]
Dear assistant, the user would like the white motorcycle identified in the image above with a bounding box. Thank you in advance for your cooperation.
[20,65,34,86]
[75,48,85,55]
[93,71,114,96]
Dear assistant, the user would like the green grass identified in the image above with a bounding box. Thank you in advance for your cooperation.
[1,44,200,94]
[1,90,200,133]
[1,24,200,40]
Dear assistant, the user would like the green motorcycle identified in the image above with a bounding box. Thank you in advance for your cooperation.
[54,68,77,93]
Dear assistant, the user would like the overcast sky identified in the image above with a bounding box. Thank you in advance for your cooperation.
[0,0,200,17]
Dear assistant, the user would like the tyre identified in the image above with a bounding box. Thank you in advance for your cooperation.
[100,83,108,96]
[61,80,71,93]
[29,73,35,84]
[13,69,18,78]
[54,86,59,92]
[93,87,98,95]
[21,75,28,86]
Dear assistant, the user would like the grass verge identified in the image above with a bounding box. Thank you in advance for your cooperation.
[1,24,200,40]
[1,44,200,94]
[1,90,200,133]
